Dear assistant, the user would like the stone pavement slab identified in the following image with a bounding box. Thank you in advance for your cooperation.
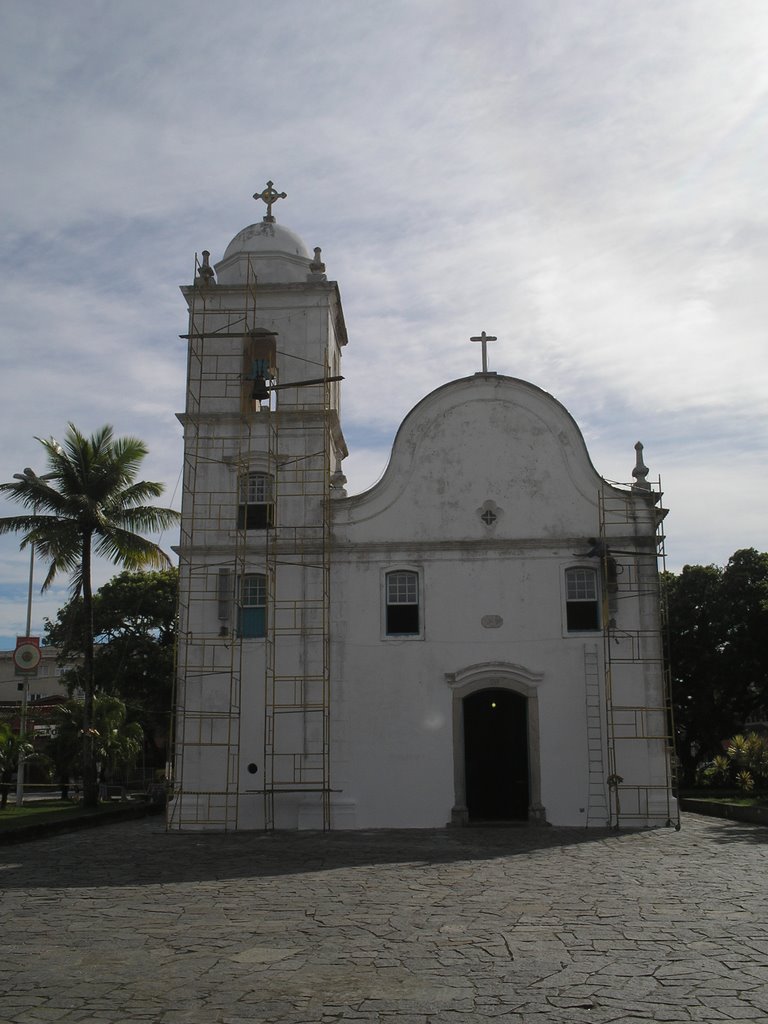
[1,814,767,1022]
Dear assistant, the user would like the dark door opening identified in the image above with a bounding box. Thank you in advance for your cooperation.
[463,688,529,821]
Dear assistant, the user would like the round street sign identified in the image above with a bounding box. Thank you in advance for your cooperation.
[13,639,41,672]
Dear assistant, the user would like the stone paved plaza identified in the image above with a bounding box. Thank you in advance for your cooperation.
[1,813,768,1023]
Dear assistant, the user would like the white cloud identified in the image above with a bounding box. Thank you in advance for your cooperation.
[1,0,767,645]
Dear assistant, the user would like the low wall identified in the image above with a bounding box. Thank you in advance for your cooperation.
[681,798,768,827]
[0,802,165,845]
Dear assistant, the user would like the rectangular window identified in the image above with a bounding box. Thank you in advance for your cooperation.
[386,571,420,635]
[238,472,274,529]
[237,574,266,638]
[565,567,600,631]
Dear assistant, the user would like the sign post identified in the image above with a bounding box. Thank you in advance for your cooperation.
[13,637,41,806]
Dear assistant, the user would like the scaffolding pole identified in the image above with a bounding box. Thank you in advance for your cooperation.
[599,481,679,830]
[263,358,332,831]
[169,256,260,831]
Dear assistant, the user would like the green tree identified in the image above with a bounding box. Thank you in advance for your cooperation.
[666,562,727,783]
[52,695,144,792]
[666,548,768,784]
[0,723,36,809]
[45,568,178,769]
[719,549,768,709]
[0,424,179,807]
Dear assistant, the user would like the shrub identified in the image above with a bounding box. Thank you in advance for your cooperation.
[698,732,768,793]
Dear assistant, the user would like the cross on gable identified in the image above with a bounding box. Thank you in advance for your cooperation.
[253,180,287,222]
[470,331,497,373]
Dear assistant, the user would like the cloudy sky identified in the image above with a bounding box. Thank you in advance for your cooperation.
[1,0,767,647]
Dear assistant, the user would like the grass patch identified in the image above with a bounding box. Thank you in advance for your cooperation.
[0,799,129,831]
[683,793,768,808]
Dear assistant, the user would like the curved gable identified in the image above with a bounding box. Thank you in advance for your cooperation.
[335,374,619,543]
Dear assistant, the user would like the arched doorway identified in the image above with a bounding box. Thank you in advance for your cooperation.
[463,688,529,821]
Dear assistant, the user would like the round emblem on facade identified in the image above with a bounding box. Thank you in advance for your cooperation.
[481,615,503,629]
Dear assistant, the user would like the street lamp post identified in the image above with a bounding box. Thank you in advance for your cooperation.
[12,468,54,807]
[14,532,35,806]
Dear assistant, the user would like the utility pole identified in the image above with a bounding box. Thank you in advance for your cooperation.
[14,527,35,806]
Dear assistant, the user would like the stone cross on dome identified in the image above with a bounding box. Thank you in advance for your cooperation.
[470,331,497,373]
[253,180,287,222]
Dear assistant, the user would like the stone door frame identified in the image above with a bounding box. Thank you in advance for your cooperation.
[445,661,546,825]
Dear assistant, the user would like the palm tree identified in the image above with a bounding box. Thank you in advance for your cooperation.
[53,695,145,795]
[0,723,35,809]
[0,424,179,807]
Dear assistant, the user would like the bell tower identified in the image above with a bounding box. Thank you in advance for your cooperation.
[170,184,348,832]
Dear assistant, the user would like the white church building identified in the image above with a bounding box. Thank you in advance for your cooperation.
[169,184,678,833]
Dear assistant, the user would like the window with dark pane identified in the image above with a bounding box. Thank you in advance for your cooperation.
[238,472,274,529]
[565,567,600,631]
[386,571,419,635]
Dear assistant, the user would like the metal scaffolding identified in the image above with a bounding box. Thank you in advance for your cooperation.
[169,251,334,831]
[168,254,260,831]
[263,366,332,831]
[599,479,679,829]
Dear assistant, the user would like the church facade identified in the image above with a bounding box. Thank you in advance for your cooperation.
[169,187,678,832]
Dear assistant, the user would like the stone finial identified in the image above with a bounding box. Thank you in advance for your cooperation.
[631,441,651,491]
[309,246,326,273]
[307,246,327,282]
[330,452,347,498]
[197,250,215,285]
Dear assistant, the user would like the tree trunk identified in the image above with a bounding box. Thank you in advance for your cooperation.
[81,531,98,808]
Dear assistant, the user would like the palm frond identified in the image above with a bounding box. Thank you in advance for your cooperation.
[94,527,173,570]
[110,504,180,534]
[0,514,81,590]
[109,435,150,478]
[0,476,69,516]
[0,514,49,538]
[106,480,166,510]
[30,522,82,591]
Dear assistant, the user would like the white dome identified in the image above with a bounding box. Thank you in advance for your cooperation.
[215,218,312,285]
[222,220,309,260]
